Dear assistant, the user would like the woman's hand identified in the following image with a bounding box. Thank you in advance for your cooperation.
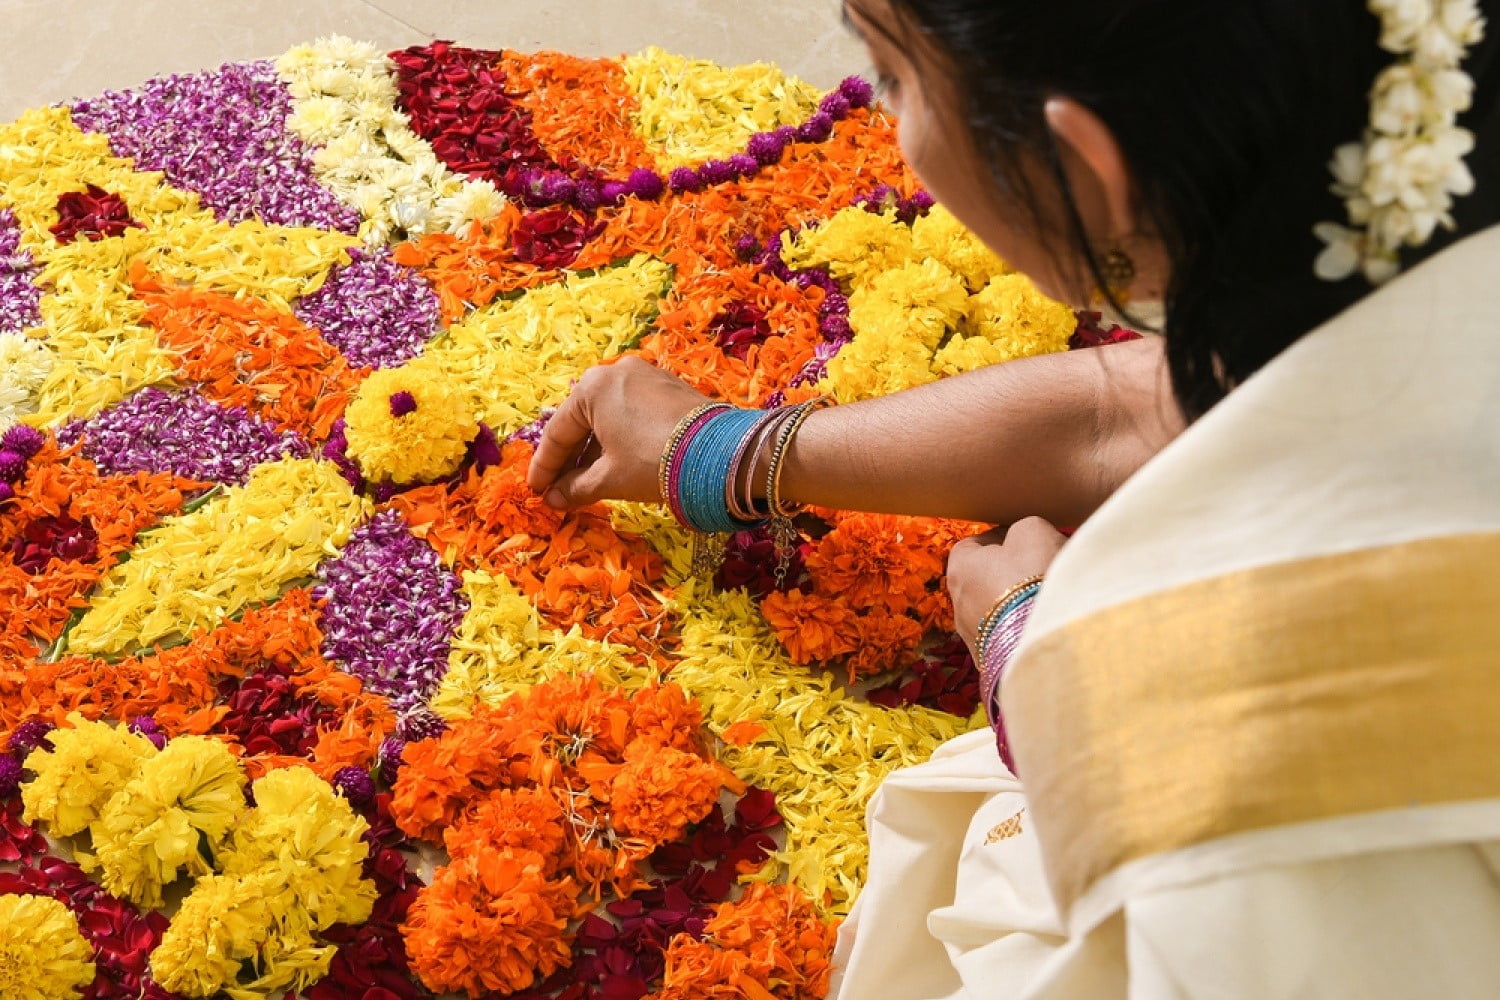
[527,356,710,509]
[947,516,1068,658]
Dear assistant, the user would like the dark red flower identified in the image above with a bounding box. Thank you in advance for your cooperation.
[9,512,99,573]
[867,636,981,716]
[512,208,605,270]
[0,799,48,864]
[50,185,143,243]
[708,303,772,362]
[1070,310,1145,350]
[714,527,807,597]
[216,664,342,758]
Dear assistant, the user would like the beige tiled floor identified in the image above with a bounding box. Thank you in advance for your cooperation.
[0,0,870,121]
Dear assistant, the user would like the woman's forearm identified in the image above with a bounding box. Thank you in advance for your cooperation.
[762,338,1183,525]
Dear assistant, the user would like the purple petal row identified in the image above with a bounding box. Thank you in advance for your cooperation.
[313,509,469,714]
[0,208,43,335]
[294,248,441,369]
[69,60,359,232]
[56,386,308,484]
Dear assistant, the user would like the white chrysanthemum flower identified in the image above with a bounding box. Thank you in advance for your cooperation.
[433,181,508,235]
[0,332,54,429]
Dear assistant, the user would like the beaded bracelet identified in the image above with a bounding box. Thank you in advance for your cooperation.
[973,574,1045,659]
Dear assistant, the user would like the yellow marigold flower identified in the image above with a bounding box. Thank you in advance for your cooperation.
[223,924,337,1000]
[931,333,1014,377]
[778,207,915,286]
[0,894,96,1000]
[67,457,370,655]
[344,358,480,485]
[86,736,246,909]
[847,258,969,351]
[220,766,376,931]
[20,713,157,837]
[819,334,937,404]
[623,47,819,167]
[910,203,1011,290]
[151,871,281,999]
[966,272,1078,360]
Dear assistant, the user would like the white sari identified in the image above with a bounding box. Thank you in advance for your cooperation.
[832,225,1500,999]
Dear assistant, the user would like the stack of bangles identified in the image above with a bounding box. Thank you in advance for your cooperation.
[659,397,831,578]
[974,574,1044,733]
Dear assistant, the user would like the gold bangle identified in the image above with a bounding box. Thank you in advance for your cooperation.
[658,402,727,503]
[765,396,831,519]
[974,574,1045,649]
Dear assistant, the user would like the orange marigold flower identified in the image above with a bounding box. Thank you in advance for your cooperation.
[443,787,569,874]
[657,883,840,1000]
[610,744,724,849]
[390,709,537,843]
[803,512,946,616]
[759,589,861,666]
[624,682,703,757]
[402,848,576,998]
[843,608,926,682]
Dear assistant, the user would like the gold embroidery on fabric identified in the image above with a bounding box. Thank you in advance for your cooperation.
[1005,531,1500,913]
[986,809,1026,843]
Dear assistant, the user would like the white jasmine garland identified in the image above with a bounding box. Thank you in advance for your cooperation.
[1315,0,1486,284]
[276,37,507,247]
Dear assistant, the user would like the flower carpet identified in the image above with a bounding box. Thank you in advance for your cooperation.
[0,38,1138,1000]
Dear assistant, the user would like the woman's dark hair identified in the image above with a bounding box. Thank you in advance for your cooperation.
[856,1,1500,419]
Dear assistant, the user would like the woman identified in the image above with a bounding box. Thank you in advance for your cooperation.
[532,0,1500,995]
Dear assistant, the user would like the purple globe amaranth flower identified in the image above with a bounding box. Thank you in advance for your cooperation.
[821,313,854,341]
[378,737,407,781]
[600,180,628,204]
[0,450,24,483]
[58,387,309,486]
[8,720,55,755]
[839,75,876,108]
[0,482,13,504]
[332,765,377,806]
[388,391,418,418]
[0,424,44,460]
[733,234,761,261]
[746,130,788,166]
[314,511,468,713]
[819,92,853,120]
[908,189,936,213]
[819,291,850,317]
[294,247,441,370]
[468,422,502,473]
[396,706,450,743]
[539,172,578,205]
[668,167,703,193]
[698,160,736,186]
[127,716,167,749]
[573,180,604,211]
[727,153,759,179]
[625,167,665,200]
[796,112,836,143]
[0,753,21,798]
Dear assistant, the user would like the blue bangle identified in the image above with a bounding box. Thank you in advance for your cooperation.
[676,408,767,533]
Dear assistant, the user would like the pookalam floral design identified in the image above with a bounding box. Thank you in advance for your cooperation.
[0,37,1139,999]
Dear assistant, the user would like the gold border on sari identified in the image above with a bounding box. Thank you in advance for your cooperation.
[1004,531,1500,913]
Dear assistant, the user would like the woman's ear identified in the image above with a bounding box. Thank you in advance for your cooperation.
[1044,97,1136,241]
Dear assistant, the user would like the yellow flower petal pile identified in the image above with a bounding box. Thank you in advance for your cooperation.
[430,570,657,720]
[85,737,247,908]
[344,358,481,484]
[782,203,1076,403]
[153,766,376,1000]
[0,330,56,431]
[667,580,978,911]
[68,458,371,656]
[420,255,673,436]
[277,36,507,246]
[0,107,357,425]
[623,47,820,167]
[0,894,97,1000]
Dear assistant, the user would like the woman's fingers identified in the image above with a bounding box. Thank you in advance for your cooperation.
[526,388,595,496]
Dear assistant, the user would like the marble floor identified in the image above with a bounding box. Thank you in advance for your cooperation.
[0,0,870,121]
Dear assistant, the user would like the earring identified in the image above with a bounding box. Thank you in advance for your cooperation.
[1100,247,1136,295]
